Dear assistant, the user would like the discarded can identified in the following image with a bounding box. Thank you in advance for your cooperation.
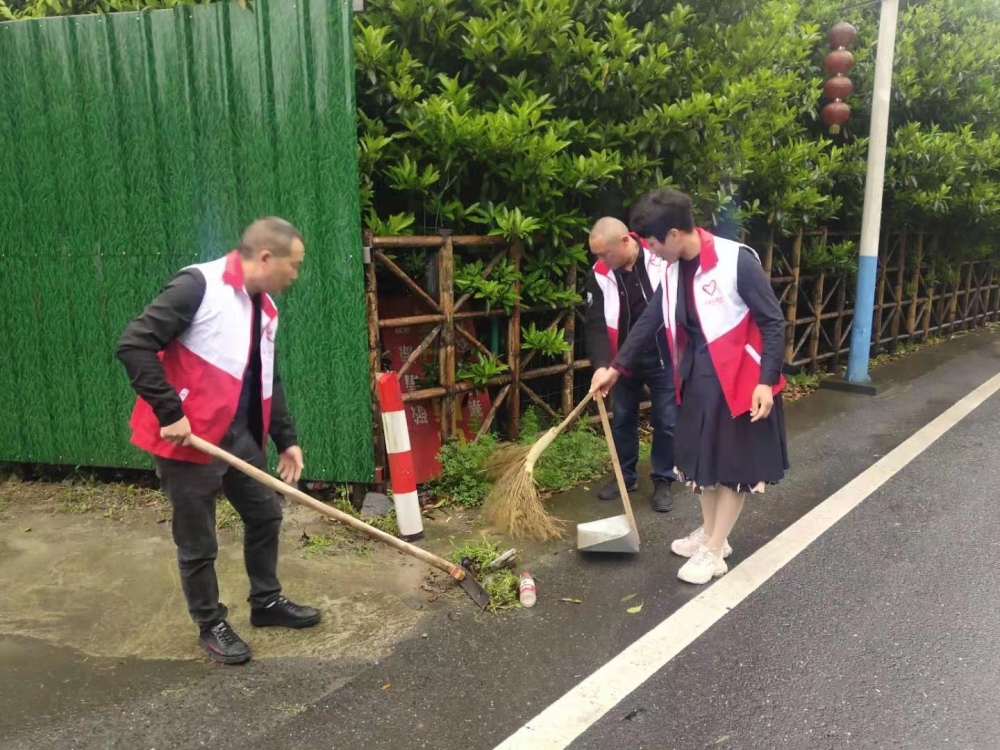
[518,571,536,608]
[487,548,518,569]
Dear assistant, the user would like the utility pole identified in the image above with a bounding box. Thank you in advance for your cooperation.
[845,0,900,384]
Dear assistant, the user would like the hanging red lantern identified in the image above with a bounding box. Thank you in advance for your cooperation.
[824,76,854,100]
[820,20,857,135]
[822,101,852,134]
[828,21,858,49]
[824,49,855,76]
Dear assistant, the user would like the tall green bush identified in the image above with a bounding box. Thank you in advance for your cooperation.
[356,0,1000,274]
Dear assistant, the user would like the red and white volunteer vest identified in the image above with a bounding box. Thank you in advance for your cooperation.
[129,251,278,464]
[592,241,664,357]
[662,228,785,418]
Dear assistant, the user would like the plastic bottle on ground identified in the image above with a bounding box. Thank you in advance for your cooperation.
[519,571,536,608]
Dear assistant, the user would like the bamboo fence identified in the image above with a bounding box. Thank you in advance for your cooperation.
[364,229,1000,470]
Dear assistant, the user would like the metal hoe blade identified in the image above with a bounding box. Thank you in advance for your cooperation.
[458,572,492,610]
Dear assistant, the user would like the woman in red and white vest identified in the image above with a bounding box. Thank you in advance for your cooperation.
[592,188,789,585]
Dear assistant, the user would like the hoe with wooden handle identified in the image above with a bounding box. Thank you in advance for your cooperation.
[188,435,491,610]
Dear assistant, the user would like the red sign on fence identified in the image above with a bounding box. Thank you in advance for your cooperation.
[379,296,492,484]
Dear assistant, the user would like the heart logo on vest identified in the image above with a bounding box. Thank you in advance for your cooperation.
[702,280,718,297]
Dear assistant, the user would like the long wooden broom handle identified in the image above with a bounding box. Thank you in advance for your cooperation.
[525,390,596,468]
[595,392,640,541]
[187,435,467,582]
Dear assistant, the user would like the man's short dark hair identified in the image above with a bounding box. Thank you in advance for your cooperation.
[628,188,695,242]
[239,217,303,259]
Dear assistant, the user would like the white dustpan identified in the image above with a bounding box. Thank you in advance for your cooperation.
[577,392,640,554]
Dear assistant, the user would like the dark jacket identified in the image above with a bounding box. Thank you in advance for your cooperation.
[584,259,668,371]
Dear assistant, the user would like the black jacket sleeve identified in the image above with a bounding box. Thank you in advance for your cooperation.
[584,270,613,370]
[736,247,784,386]
[269,354,298,452]
[611,285,664,375]
[116,269,205,427]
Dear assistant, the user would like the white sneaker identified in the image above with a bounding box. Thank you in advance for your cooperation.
[670,527,732,559]
[677,545,727,585]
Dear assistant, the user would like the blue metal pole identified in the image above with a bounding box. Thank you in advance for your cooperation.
[846,0,899,383]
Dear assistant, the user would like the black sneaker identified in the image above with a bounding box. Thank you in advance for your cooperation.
[651,480,675,513]
[199,621,252,665]
[597,479,638,501]
[250,595,322,629]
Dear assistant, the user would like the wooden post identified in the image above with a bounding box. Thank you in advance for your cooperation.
[947,272,960,335]
[438,232,457,438]
[873,234,889,350]
[562,262,578,416]
[906,232,923,336]
[989,265,999,323]
[922,264,934,342]
[961,262,974,329]
[891,231,906,347]
[832,270,847,371]
[363,229,386,484]
[764,228,775,278]
[810,273,825,369]
[784,229,802,364]
[506,241,522,440]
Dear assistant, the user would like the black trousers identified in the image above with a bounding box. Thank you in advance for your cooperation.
[155,426,283,630]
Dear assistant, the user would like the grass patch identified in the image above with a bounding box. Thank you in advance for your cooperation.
[428,407,611,508]
[299,529,375,558]
[216,498,243,532]
[787,371,821,389]
[532,422,610,492]
[301,533,338,556]
[298,490,394,558]
[638,440,652,461]
[330,495,400,537]
[428,434,497,507]
[54,476,167,521]
[447,536,521,612]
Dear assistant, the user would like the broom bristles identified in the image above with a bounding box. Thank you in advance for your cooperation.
[484,459,564,541]
[481,442,530,480]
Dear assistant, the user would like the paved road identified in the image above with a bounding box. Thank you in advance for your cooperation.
[570,378,1000,750]
[3,329,999,750]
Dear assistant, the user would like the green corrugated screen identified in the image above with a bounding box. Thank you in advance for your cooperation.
[0,0,374,482]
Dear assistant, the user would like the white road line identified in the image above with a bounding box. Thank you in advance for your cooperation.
[494,371,1000,750]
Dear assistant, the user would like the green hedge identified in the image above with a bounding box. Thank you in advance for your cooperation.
[355,0,1000,265]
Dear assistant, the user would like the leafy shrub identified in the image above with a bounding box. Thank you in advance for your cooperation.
[429,434,498,507]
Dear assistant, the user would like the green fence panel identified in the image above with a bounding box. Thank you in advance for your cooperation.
[0,0,374,482]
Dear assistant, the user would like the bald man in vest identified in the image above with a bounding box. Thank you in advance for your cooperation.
[585,217,679,512]
[116,217,320,665]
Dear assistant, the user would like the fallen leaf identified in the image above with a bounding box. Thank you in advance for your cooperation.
[626,601,643,614]
[620,593,639,603]
[381,682,393,690]
[716,736,731,745]
[560,598,582,604]
[583,486,590,491]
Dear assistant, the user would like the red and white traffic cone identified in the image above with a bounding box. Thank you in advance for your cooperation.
[376,372,424,541]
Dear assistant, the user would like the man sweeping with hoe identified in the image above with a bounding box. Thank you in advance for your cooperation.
[117,217,321,664]
[592,188,789,584]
